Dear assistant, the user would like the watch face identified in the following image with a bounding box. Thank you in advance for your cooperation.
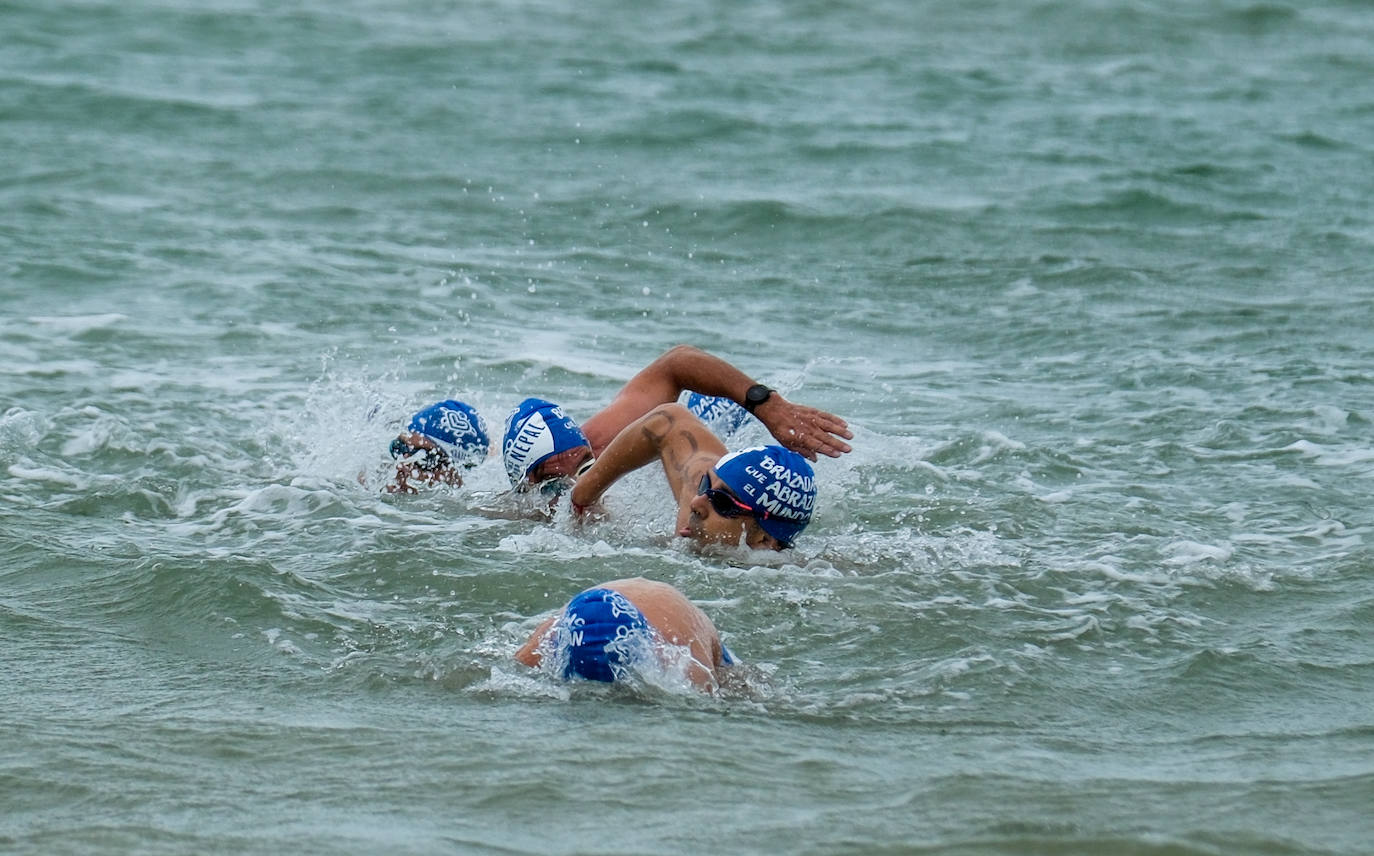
[745,384,772,409]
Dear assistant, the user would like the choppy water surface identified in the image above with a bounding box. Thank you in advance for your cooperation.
[3,0,1373,853]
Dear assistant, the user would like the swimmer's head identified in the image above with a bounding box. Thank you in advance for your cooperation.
[385,400,488,493]
[549,587,651,683]
[402,400,489,467]
[501,397,591,487]
[709,445,816,549]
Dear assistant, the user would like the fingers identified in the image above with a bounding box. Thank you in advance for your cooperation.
[819,414,854,441]
[789,435,847,461]
[792,406,853,458]
[798,405,853,440]
[765,399,855,460]
[806,432,849,459]
[814,435,850,458]
[779,422,851,461]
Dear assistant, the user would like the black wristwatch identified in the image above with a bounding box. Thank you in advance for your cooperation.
[743,383,774,414]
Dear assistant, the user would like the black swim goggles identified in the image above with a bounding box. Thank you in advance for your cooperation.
[698,473,768,521]
[389,437,453,472]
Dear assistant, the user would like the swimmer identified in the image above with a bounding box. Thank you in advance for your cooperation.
[386,399,489,494]
[514,577,734,694]
[571,403,816,551]
[499,396,596,498]
[500,344,851,495]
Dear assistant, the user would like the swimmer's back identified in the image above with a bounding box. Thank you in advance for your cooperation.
[600,577,724,673]
[516,577,729,691]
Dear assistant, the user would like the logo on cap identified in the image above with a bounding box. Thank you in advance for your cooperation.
[408,400,489,464]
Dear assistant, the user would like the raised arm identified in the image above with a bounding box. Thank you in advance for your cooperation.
[579,345,853,462]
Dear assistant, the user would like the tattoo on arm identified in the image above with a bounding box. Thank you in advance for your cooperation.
[639,410,676,443]
[663,429,700,477]
[638,408,705,481]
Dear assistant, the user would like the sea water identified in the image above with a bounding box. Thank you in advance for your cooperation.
[3,0,1373,853]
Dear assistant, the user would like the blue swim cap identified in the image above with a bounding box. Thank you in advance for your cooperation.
[713,445,816,547]
[406,400,489,466]
[552,588,650,683]
[685,392,751,438]
[501,397,589,485]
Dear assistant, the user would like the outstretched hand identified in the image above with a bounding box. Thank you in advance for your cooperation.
[757,397,853,461]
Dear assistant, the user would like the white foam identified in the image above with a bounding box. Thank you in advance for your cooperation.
[0,408,47,455]
[262,627,304,657]
[6,464,86,488]
[474,665,574,700]
[59,410,126,456]
[26,313,128,332]
[1301,405,1349,435]
[969,431,1028,466]
[1283,439,1374,466]
[1161,540,1235,566]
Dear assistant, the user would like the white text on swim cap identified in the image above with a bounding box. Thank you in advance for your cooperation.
[755,485,815,519]
[563,611,587,648]
[507,423,541,459]
[757,454,815,490]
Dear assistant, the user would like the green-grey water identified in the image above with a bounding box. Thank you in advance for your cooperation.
[3,0,1373,853]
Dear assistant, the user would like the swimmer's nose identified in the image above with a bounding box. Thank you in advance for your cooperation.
[688,491,711,517]
[680,494,710,538]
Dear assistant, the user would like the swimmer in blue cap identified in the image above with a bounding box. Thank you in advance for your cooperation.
[387,399,490,494]
[500,397,596,496]
[570,402,817,551]
[515,577,735,694]
[499,345,850,497]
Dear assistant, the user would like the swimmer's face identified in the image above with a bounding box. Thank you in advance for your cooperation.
[390,432,462,493]
[521,445,595,501]
[683,473,784,551]
[526,445,594,486]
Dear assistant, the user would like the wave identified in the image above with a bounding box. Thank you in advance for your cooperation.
[1043,187,1266,227]
[0,75,252,131]
[1210,3,1299,35]
[620,198,967,251]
